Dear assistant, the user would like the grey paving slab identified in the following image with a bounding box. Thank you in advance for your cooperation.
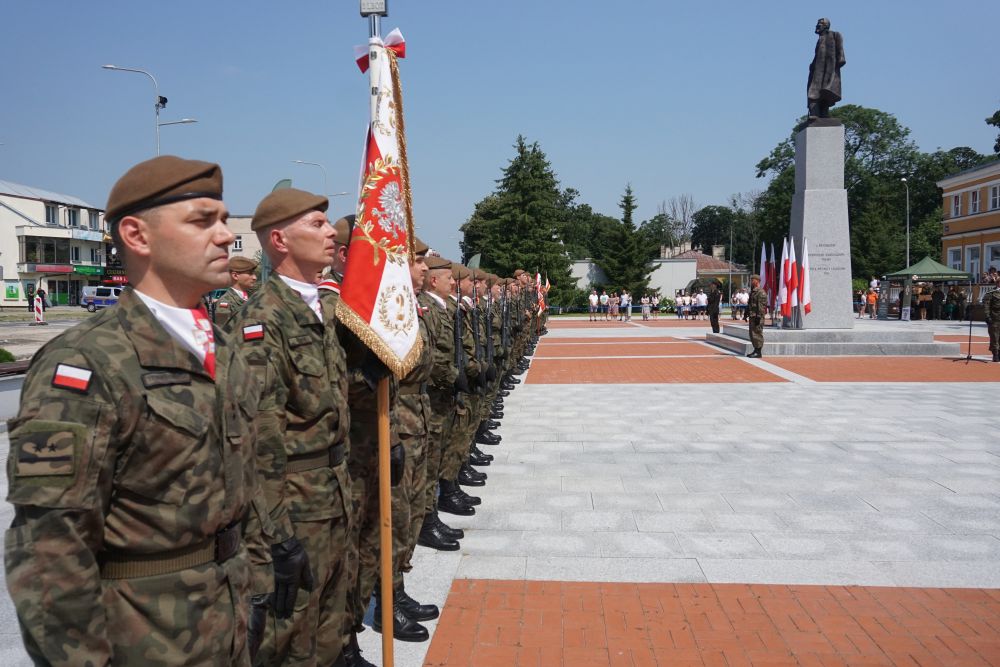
[873,560,1000,588]
[677,532,770,559]
[591,492,662,510]
[752,532,852,560]
[709,513,787,532]
[598,531,686,558]
[698,559,896,586]
[523,556,706,583]
[921,508,1000,534]
[634,511,714,533]
[562,510,638,532]
[520,531,605,558]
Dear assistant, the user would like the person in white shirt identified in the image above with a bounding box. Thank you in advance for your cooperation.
[588,290,599,321]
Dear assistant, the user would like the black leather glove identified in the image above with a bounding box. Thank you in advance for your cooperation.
[271,537,314,619]
[486,364,497,383]
[360,351,390,392]
[247,593,270,659]
[454,373,470,394]
[390,444,405,487]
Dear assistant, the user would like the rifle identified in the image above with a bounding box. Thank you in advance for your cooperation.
[453,275,467,403]
[470,271,486,393]
[485,278,495,374]
[501,281,510,354]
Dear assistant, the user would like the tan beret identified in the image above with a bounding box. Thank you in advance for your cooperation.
[425,255,451,270]
[452,264,471,280]
[228,256,258,273]
[412,235,429,255]
[332,215,355,245]
[751,274,761,281]
[252,188,328,232]
[513,269,525,278]
[106,155,222,224]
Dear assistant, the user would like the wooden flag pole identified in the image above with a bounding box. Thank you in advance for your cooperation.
[376,376,394,667]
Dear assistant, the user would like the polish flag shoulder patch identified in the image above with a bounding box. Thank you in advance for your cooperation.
[318,280,340,294]
[242,324,265,341]
[52,364,93,393]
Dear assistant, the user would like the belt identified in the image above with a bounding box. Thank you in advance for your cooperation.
[399,382,428,395]
[286,442,346,473]
[100,520,242,579]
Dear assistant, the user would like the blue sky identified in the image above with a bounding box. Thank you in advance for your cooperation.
[2,1,997,259]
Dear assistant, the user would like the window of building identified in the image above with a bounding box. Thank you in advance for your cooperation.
[45,203,58,225]
[66,208,80,227]
[991,185,1000,211]
[970,190,980,214]
[90,247,100,264]
[951,194,961,217]
[88,210,100,229]
[966,245,981,277]
[71,246,80,263]
[21,237,71,264]
[233,235,243,251]
[986,243,1000,272]
[947,247,962,270]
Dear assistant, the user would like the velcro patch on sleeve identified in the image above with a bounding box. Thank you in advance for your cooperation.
[243,324,265,341]
[51,364,93,393]
[218,301,230,309]
[13,422,84,477]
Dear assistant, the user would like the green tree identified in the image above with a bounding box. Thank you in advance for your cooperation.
[460,136,575,305]
[691,205,737,253]
[594,184,653,295]
[987,109,1000,154]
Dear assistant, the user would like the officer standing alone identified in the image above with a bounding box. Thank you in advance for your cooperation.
[745,274,767,358]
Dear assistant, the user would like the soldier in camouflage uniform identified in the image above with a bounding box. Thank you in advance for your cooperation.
[213,255,258,329]
[5,156,274,665]
[983,279,1000,362]
[745,274,767,358]
[416,257,467,548]
[226,188,350,666]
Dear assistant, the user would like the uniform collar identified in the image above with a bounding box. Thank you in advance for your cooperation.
[116,289,211,378]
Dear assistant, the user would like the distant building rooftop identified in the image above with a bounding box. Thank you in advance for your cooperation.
[0,179,100,210]
[671,249,746,273]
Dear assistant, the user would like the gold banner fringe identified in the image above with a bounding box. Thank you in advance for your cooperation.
[335,297,423,378]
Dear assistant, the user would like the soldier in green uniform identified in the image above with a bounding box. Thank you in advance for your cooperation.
[745,274,767,358]
[983,279,1000,362]
[214,255,258,328]
[227,188,350,666]
[707,280,722,334]
[5,156,274,665]
[416,256,468,547]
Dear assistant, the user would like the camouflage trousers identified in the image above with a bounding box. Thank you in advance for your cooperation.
[749,317,764,350]
[256,467,351,666]
[392,431,427,587]
[426,392,454,509]
[441,396,475,480]
[345,431,380,634]
[989,320,1000,352]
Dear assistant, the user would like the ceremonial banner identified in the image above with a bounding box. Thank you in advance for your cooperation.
[338,28,421,376]
[759,242,768,298]
[799,238,812,314]
[768,243,778,310]
[787,236,799,315]
[777,238,789,317]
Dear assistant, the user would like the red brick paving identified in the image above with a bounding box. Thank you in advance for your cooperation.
[526,357,786,384]
[547,321,640,329]
[767,357,1000,382]
[544,337,688,344]
[935,335,990,342]
[425,580,1000,667]
[536,342,724,358]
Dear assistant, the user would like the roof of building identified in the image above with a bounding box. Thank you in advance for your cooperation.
[671,249,747,273]
[0,179,100,210]
[936,158,1000,189]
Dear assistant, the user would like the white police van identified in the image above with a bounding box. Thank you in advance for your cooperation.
[81,286,123,312]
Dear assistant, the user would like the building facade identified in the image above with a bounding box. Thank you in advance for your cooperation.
[0,180,108,307]
[938,159,1000,279]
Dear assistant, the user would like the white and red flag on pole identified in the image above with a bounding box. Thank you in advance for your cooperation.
[338,28,422,376]
[787,236,799,314]
[777,237,789,317]
[768,243,778,310]
[759,242,768,295]
[799,238,812,314]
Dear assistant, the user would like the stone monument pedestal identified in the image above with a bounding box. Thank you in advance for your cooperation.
[706,324,959,357]
[790,119,855,330]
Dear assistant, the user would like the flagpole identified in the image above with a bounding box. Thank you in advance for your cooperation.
[365,7,395,666]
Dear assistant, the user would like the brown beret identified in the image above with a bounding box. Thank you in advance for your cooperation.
[106,155,223,224]
[513,269,525,278]
[228,256,258,273]
[412,235,429,255]
[332,215,355,245]
[751,274,761,281]
[252,188,328,232]
[452,264,471,280]
[425,255,451,270]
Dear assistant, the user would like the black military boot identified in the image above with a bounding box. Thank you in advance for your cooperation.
[497,389,511,397]
[462,461,487,481]
[746,348,762,358]
[372,589,429,642]
[506,375,521,384]
[469,449,492,467]
[491,409,505,420]
[476,423,502,445]
[417,514,460,551]
[510,366,526,376]
[456,486,481,506]
[458,463,486,487]
[994,350,999,362]
[500,380,516,391]
[433,511,464,540]
[396,587,440,621]
[485,419,501,429]
[438,479,475,516]
[343,632,376,667]
[471,443,494,461]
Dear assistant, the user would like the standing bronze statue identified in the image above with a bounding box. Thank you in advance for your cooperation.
[807,18,846,118]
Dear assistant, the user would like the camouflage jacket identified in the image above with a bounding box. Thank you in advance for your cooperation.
[748,287,768,318]
[985,288,1000,321]
[6,288,270,666]
[418,292,458,395]
[227,274,350,535]
[213,285,249,329]
[397,302,434,437]
[452,296,480,380]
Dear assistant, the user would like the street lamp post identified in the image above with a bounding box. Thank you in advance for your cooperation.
[158,118,198,128]
[901,177,910,268]
[102,65,167,155]
[292,160,329,196]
